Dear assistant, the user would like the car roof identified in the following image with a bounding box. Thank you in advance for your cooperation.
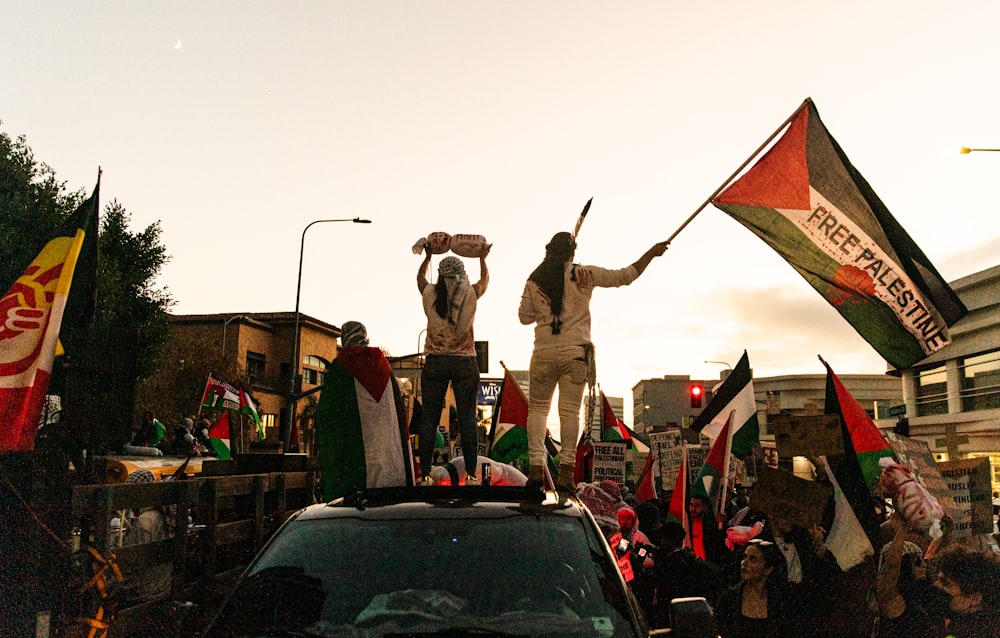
[289,486,589,523]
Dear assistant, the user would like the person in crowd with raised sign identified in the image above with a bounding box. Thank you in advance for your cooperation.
[416,247,490,485]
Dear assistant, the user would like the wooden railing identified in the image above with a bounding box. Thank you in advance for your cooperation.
[69,469,318,637]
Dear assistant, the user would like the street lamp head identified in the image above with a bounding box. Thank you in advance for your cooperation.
[960,147,972,154]
[704,359,733,371]
[353,217,372,223]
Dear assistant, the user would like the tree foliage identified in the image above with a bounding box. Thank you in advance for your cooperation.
[137,324,248,435]
[0,123,174,455]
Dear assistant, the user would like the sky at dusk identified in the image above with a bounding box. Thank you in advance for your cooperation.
[4,1,1000,425]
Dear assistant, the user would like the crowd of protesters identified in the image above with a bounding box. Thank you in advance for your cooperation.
[598,479,1000,638]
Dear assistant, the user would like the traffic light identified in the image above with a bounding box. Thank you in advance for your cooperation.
[689,384,703,409]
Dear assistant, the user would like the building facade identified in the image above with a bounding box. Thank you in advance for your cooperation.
[896,264,1000,482]
[166,311,341,451]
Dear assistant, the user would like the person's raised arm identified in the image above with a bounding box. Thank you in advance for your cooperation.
[417,246,432,292]
[876,514,908,620]
[473,244,491,297]
[631,241,669,277]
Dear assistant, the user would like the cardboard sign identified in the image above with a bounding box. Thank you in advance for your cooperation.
[649,429,684,487]
[768,414,844,458]
[750,466,833,529]
[884,432,963,534]
[686,446,708,486]
[592,441,626,484]
[939,457,994,536]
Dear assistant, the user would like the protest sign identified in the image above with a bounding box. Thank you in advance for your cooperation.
[751,466,833,529]
[884,432,962,532]
[592,441,626,484]
[939,457,993,536]
[649,429,684,487]
[768,414,844,458]
[687,446,708,486]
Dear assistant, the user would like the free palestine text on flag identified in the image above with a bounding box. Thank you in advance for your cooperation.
[712,99,967,370]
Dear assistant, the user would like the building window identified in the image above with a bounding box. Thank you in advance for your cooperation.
[915,365,948,417]
[302,355,328,387]
[247,351,266,386]
[961,351,1000,412]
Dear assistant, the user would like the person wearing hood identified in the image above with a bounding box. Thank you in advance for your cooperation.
[315,321,415,499]
[417,245,490,484]
[518,232,667,491]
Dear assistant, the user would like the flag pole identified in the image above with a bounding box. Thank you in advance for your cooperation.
[486,361,511,455]
[663,97,814,245]
[717,410,737,527]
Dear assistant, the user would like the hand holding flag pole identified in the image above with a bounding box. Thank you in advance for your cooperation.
[662,98,814,246]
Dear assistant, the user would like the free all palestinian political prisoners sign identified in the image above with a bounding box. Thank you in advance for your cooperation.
[592,441,627,484]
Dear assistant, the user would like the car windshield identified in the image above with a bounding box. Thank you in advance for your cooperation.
[206,509,641,638]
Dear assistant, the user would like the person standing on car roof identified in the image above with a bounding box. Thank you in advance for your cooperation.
[519,231,667,491]
[416,246,490,485]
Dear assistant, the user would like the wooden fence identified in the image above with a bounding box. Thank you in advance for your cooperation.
[69,469,318,637]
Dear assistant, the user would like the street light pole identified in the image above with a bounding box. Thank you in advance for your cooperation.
[286,217,372,450]
[960,147,1000,154]
[222,314,248,357]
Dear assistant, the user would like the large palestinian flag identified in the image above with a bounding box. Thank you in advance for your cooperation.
[712,99,967,370]
[315,347,414,500]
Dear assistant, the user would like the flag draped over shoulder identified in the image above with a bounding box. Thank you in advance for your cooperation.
[0,179,99,453]
[487,369,529,464]
[712,100,967,370]
[692,413,733,514]
[207,411,232,460]
[690,351,759,459]
[315,347,415,500]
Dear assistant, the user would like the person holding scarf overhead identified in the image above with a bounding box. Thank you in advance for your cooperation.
[518,232,668,491]
[417,246,490,484]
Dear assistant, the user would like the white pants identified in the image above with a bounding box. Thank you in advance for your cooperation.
[527,344,589,467]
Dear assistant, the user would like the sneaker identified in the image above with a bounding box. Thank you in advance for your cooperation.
[465,475,481,486]
[419,476,435,486]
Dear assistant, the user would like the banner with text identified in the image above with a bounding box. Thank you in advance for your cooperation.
[592,441,627,484]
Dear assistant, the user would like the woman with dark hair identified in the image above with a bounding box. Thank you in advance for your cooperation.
[416,246,490,484]
[934,545,1000,636]
[715,539,789,637]
[518,232,667,490]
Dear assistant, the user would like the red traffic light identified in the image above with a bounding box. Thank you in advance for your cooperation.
[689,384,704,408]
